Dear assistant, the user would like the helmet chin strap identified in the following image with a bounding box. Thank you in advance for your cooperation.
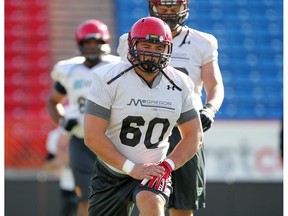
[107,63,140,85]
[107,63,182,91]
[159,68,182,91]
[139,61,159,74]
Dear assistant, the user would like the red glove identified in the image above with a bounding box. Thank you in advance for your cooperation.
[143,159,175,192]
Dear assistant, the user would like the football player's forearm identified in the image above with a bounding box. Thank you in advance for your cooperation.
[46,99,63,124]
[205,84,224,111]
[86,134,127,171]
[84,115,127,171]
[168,134,201,170]
[167,119,202,170]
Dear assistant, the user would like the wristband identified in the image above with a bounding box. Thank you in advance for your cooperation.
[205,103,218,113]
[122,159,135,175]
[164,158,175,170]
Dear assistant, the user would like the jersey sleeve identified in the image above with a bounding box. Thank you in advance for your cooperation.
[201,33,219,65]
[50,62,67,85]
[50,56,85,85]
[116,33,129,62]
[87,66,115,110]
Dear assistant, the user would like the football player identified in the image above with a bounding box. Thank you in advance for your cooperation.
[84,16,203,216]
[46,19,120,216]
[117,1,225,216]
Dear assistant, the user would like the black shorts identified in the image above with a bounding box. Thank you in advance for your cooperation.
[88,158,172,216]
[60,189,77,216]
[69,136,97,201]
[167,127,206,210]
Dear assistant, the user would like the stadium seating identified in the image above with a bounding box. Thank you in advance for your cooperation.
[5,0,119,169]
[5,0,54,167]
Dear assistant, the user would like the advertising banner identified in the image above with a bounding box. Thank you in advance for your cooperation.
[204,120,283,182]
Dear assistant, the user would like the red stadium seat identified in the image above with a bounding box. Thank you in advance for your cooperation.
[5,0,56,168]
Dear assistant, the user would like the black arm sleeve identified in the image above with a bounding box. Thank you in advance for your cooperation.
[54,81,67,94]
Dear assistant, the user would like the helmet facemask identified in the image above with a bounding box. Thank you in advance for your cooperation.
[107,17,181,91]
[78,38,111,64]
[128,34,172,74]
[148,0,189,30]
[75,19,111,65]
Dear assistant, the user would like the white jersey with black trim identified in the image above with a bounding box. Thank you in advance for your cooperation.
[50,55,120,138]
[117,27,218,110]
[87,61,196,172]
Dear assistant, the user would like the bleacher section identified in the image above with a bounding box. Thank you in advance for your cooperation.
[115,0,283,119]
[5,0,54,167]
[5,0,118,168]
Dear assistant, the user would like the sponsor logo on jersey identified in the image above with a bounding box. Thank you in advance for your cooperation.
[173,52,188,58]
[127,99,174,110]
[172,52,190,61]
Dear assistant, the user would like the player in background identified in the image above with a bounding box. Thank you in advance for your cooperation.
[84,16,203,216]
[117,1,224,216]
[44,121,77,216]
[46,19,120,216]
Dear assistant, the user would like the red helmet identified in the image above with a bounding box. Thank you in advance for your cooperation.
[75,19,111,63]
[148,0,189,29]
[75,19,110,44]
[128,17,173,73]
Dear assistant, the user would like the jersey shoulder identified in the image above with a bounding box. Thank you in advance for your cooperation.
[92,61,131,83]
[101,54,121,64]
[187,27,218,49]
[117,33,129,61]
[54,56,85,69]
[119,33,129,41]
[51,56,85,81]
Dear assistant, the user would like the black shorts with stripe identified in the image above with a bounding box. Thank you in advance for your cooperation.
[88,157,172,216]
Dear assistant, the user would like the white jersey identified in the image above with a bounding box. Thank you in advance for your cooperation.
[87,61,196,173]
[51,55,120,138]
[117,27,218,110]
